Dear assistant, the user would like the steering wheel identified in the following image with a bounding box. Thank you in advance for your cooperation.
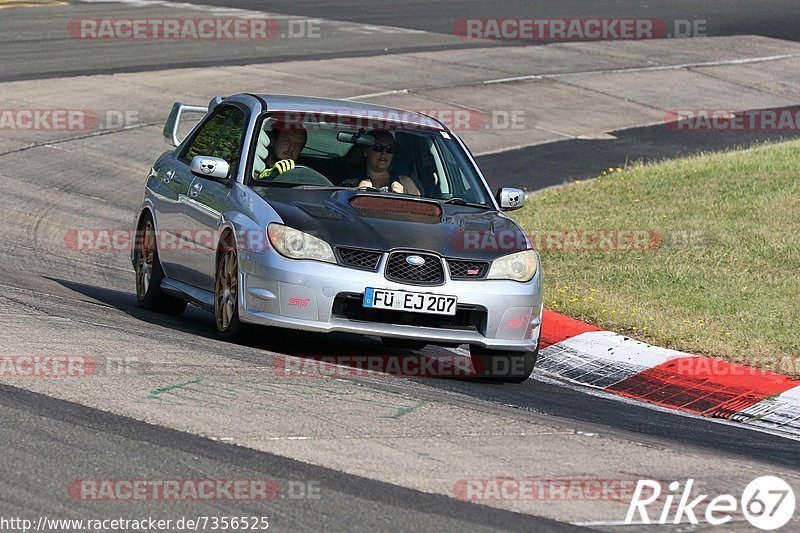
[268,165,335,187]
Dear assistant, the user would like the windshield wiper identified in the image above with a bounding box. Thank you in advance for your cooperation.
[440,197,492,209]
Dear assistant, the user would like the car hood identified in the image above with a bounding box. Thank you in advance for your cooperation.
[253,188,529,260]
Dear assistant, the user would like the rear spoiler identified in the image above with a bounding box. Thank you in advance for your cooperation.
[163,96,224,147]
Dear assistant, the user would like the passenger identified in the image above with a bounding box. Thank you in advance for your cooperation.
[254,123,307,180]
[356,130,420,195]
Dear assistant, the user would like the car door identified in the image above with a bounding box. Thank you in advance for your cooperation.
[182,105,248,291]
[150,152,196,280]
[154,106,233,283]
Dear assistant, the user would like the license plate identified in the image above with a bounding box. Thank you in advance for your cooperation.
[363,288,457,316]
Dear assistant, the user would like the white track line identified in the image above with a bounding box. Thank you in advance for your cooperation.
[482,53,800,84]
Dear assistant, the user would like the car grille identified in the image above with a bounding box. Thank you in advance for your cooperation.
[447,259,488,280]
[332,293,487,335]
[337,247,382,271]
[385,251,444,285]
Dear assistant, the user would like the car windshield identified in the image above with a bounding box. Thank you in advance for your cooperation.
[248,112,492,206]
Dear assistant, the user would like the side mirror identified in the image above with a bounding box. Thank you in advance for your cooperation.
[190,156,230,180]
[496,187,525,211]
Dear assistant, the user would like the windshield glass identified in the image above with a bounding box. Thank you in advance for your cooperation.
[248,112,492,206]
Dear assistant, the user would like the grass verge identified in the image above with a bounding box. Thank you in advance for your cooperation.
[512,141,800,376]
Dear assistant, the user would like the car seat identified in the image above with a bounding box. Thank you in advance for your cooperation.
[252,122,272,177]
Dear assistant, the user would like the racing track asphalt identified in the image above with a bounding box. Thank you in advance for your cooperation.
[33,276,800,470]
[1,264,798,530]
[2,1,800,530]
[475,107,800,192]
[5,0,800,80]
[145,0,800,44]
[0,383,577,532]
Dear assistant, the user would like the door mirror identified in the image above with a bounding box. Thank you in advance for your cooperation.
[190,155,230,180]
[496,187,525,211]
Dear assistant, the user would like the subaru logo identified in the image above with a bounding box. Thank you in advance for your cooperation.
[406,255,425,266]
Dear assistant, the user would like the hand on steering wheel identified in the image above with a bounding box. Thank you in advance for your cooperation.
[256,159,295,180]
[357,178,404,193]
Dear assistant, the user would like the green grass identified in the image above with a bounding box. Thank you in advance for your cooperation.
[513,141,800,375]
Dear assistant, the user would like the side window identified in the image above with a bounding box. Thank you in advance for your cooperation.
[212,109,245,175]
[185,107,230,161]
[184,106,246,175]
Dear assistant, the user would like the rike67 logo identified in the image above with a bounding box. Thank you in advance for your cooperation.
[626,477,795,530]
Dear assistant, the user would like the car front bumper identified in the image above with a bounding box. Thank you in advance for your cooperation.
[237,248,542,351]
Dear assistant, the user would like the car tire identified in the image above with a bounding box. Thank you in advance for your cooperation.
[133,216,187,315]
[214,240,249,341]
[469,346,538,383]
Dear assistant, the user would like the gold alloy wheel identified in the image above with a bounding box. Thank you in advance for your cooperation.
[215,247,238,331]
[135,220,155,299]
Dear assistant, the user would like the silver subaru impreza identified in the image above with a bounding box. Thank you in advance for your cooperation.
[132,94,542,381]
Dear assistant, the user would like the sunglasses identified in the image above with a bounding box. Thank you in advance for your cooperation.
[371,143,396,154]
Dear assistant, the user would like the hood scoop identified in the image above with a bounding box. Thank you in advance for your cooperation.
[348,195,443,224]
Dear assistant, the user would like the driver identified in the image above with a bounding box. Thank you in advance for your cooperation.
[255,123,307,180]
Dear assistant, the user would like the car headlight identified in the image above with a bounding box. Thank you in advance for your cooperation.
[487,249,538,282]
[267,223,335,263]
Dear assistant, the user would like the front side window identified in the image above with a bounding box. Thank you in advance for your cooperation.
[212,110,245,175]
[184,106,246,175]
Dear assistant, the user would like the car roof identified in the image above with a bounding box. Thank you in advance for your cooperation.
[249,94,446,131]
